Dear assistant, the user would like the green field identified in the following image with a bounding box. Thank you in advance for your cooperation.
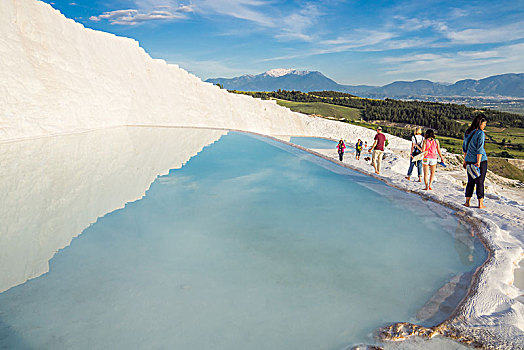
[273,99,524,180]
[439,131,524,159]
[484,126,524,148]
[488,158,524,182]
[275,99,362,121]
[276,99,524,159]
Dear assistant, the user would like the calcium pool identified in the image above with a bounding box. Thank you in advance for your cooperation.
[0,128,486,349]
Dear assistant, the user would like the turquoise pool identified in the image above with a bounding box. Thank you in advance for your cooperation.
[0,130,486,349]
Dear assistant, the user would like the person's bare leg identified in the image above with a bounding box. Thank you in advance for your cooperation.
[464,197,471,207]
[428,164,436,190]
[376,152,382,174]
[372,152,377,173]
[478,197,486,209]
[423,165,429,190]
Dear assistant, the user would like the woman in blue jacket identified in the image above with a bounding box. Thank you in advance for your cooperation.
[462,114,488,209]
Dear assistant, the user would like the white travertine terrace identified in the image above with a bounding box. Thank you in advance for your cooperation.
[1,0,524,348]
[0,0,408,149]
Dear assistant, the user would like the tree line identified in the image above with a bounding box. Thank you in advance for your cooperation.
[230,89,523,139]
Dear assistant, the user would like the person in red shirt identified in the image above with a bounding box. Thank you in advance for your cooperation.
[369,126,386,174]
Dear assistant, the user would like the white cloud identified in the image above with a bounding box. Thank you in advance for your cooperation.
[274,4,321,42]
[91,0,321,42]
[444,21,524,44]
[380,43,524,82]
[90,4,195,25]
[457,50,500,59]
[260,30,398,62]
[178,5,194,13]
[393,16,435,32]
[391,15,449,35]
[89,0,334,51]
[259,53,303,62]
[393,14,524,46]
[381,38,436,50]
[381,53,442,64]
[197,0,275,26]
[320,30,396,51]
[449,7,469,18]
[195,0,322,42]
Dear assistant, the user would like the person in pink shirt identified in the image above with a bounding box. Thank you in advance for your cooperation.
[421,129,444,190]
[369,127,386,174]
[337,139,346,161]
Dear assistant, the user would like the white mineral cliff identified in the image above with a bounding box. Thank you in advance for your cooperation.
[0,0,408,149]
[1,0,523,349]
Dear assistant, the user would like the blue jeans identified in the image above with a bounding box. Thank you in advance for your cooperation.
[407,159,422,177]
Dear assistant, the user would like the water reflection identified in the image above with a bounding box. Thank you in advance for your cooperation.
[0,128,487,350]
[0,127,227,292]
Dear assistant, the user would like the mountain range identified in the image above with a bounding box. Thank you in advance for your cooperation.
[206,69,524,99]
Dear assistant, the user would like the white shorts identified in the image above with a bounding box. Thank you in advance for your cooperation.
[422,158,437,166]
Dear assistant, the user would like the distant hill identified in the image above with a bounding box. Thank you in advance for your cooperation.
[206,70,524,98]
[205,69,376,95]
[367,80,448,97]
[367,73,524,98]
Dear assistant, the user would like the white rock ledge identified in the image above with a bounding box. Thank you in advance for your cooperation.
[1,0,524,348]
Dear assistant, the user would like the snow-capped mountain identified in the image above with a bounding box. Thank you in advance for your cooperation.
[207,69,524,98]
[264,69,310,77]
[206,69,374,94]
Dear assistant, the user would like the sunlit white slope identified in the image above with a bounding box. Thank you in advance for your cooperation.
[0,0,409,149]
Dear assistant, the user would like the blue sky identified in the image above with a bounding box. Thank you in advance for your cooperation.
[43,0,524,85]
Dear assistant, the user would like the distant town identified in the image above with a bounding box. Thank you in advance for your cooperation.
[402,96,524,115]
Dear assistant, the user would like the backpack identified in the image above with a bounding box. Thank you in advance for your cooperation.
[412,135,423,156]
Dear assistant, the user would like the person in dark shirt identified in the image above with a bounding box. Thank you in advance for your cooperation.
[369,127,386,174]
[355,139,363,160]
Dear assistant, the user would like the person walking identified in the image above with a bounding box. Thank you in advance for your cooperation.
[337,139,346,161]
[369,127,386,174]
[421,129,444,191]
[355,139,363,160]
[463,114,488,209]
[405,128,424,182]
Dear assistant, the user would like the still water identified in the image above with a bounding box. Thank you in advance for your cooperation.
[0,129,485,349]
[289,136,340,149]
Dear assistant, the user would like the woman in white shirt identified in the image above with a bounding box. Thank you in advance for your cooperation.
[405,128,424,182]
